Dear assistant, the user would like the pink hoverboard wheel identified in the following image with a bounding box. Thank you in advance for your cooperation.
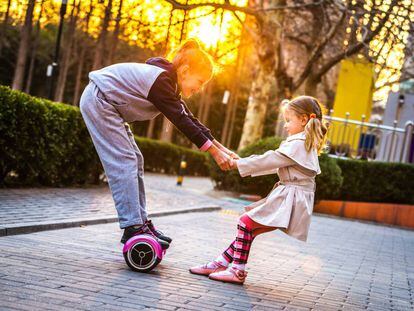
[123,234,164,273]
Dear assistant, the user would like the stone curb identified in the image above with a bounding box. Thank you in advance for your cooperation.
[0,206,222,237]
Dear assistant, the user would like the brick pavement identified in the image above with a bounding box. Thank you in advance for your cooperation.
[0,173,242,236]
[0,210,413,310]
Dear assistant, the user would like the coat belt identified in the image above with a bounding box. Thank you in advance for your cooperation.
[277,179,315,192]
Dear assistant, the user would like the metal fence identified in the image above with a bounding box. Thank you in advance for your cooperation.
[275,113,414,164]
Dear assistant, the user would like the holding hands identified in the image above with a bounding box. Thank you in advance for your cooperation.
[228,152,239,170]
[208,141,239,171]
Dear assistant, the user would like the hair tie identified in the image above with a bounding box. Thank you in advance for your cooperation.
[309,113,316,119]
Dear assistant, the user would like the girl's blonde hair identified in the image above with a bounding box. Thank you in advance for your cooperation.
[283,96,328,155]
[167,38,214,81]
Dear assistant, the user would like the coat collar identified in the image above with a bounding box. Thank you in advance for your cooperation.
[286,131,306,142]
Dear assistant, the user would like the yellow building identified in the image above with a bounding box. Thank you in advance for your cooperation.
[330,58,375,152]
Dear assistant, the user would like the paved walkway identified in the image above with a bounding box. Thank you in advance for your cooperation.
[0,173,243,236]
[1,211,413,310]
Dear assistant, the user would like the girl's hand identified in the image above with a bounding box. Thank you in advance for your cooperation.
[229,152,240,160]
[215,152,232,171]
[228,158,238,170]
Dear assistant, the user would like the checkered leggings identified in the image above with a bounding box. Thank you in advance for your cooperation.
[222,214,277,265]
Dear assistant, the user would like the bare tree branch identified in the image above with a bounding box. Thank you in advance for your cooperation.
[163,0,259,16]
[163,0,329,17]
[231,9,263,43]
[292,8,346,90]
[215,41,251,61]
[285,34,312,50]
[312,0,399,82]
[87,5,218,29]
[256,0,327,12]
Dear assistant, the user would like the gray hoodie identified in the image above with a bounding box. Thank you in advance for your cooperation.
[88,57,214,150]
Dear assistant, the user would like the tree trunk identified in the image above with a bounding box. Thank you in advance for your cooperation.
[224,14,251,148]
[222,79,241,147]
[401,22,414,81]
[12,0,36,90]
[198,10,223,126]
[304,76,318,97]
[73,1,93,106]
[24,0,45,94]
[73,46,86,106]
[227,86,240,148]
[221,86,234,145]
[163,7,174,54]
[159,1,189,142]
[24,35,38,94]
[199,82,214,125]
[149,7,173,139]
[146,118,156,138]
[224,43,249,147]
[54,0,79,102]
[321,74,336,110]
[221,95,232,145]
[0,0,12,57]
[160,118,174,142]
[237,4,284,150]
[238,64,275,150]
[107,0,123,66]
[93,0,112,70]
[300,4,330,100]
[179,0,188,42]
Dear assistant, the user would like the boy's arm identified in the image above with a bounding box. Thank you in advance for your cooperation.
[179,100,238,159]
[180,100,214,141]
[234,150,296,177]
[147,72,212,151]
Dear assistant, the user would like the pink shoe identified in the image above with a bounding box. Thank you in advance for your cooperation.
[209,267,247,285]
[189,261,227,276]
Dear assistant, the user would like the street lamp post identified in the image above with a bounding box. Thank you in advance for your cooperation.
[220,90,231,146]
[47,0,68,100]
[222,90,230,105]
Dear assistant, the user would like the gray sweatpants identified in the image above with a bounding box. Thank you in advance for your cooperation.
[79,81,147,228]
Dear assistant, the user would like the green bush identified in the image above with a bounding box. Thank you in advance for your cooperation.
[135,136,209,176]
[0,85,209,186]
[239,136,284,157]
[334,159,414,204]
[0,85,101,186]
[210,136,343,199]
[315,153,343,201]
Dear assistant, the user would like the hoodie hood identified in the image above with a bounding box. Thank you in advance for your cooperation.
[145,57,177,84]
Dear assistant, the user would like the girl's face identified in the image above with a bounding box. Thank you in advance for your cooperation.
[283,108,308,136]
[177,64,211,98]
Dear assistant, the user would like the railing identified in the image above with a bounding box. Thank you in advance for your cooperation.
[274,113,414,163]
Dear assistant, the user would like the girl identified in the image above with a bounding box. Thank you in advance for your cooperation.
[190,96,328,284]
[79,39,236,248]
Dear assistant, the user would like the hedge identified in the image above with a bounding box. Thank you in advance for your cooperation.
[0,85,209,186]
[135,137,209,176]
[333,159,414,204]
[210,136,414,204]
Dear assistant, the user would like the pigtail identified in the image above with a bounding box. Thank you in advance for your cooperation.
[304,117,328,155]
[288,96,328,155]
